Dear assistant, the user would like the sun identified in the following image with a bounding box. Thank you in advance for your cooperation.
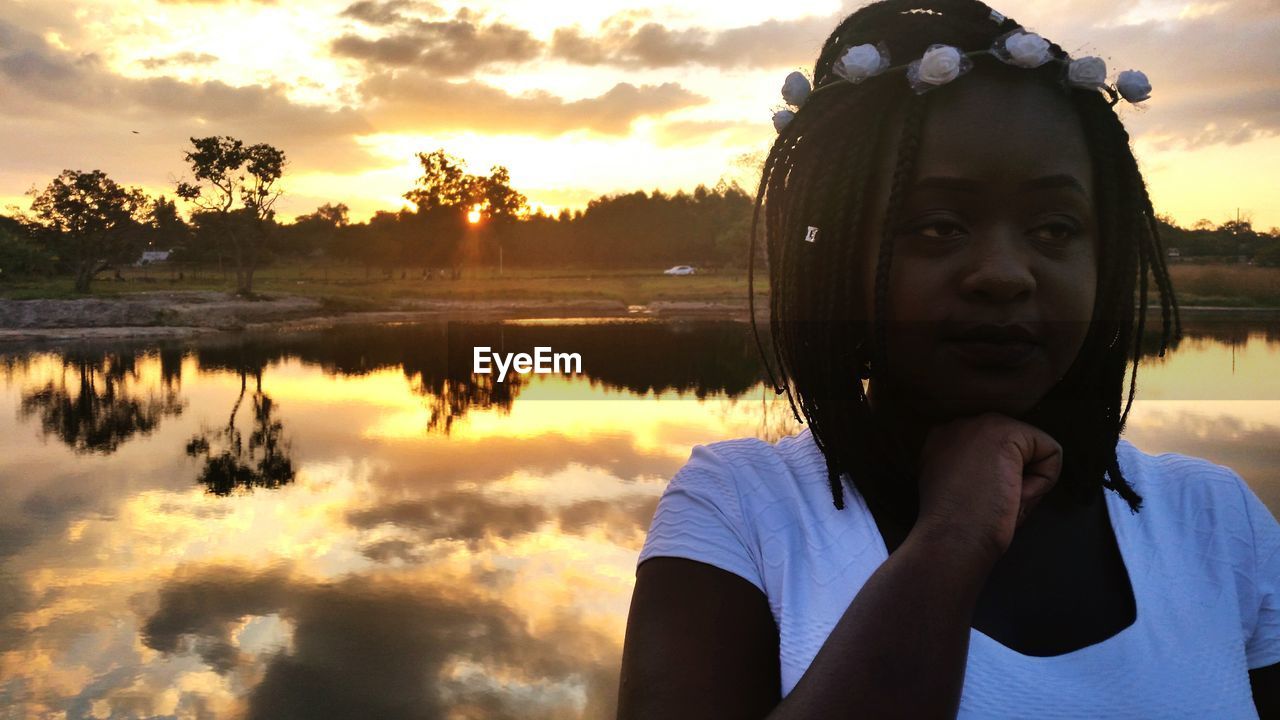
[467,206,482,224]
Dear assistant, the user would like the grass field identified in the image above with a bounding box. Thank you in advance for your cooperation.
[1162,264,1280,307]
[2,262,1278,308]
[0,264,771,307]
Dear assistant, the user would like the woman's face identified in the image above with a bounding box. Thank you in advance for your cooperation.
[858,71,1099,421]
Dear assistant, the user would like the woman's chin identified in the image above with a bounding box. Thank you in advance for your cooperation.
[907,381,1050,422]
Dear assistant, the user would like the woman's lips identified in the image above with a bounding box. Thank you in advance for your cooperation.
[942,338,1042,368]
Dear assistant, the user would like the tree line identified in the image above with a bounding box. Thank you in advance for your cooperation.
[1,134,1276,294]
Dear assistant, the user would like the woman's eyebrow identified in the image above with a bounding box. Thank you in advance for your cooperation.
[912,174,1089,197]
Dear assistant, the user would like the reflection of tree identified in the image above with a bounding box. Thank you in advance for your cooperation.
[411,324,524,433]
[186,368,294,495]
[183,320,768,435]
[754,383,806,444]
[1136,317,1280,363]
[419,374,523,434]
[19,351,185,453]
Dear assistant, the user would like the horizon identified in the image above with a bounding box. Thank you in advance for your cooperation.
[1,0,1277,229]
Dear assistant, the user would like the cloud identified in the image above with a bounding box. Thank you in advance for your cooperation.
[550,13,832,69]
[956,0,1280,150]
[340,0,446,26]
[0,20,375,182]
[332,9,541,76]
[155,0,278,4]
[137,51,220,70]
[653,119,769,147]
[541,1,1280,151]
[1089,3,1280,150]
[359,73,706,136]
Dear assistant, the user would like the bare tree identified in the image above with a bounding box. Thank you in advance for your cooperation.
[176,136,286,295]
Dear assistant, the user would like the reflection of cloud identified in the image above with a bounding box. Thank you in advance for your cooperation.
[359,73,706,136]
[0,571,34,653]
[141,566,619,719]
[347,488,659,551]
[348,491,548,542]
[1125,402,1280,513]
[337,431,682,494]
[142,564,294,664]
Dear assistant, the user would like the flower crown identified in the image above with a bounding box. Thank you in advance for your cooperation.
[772,10,1152,133]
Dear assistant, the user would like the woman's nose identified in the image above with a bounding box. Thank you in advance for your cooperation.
[959,234,1036,303]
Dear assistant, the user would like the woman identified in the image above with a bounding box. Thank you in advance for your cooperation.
[617,0,1280,717]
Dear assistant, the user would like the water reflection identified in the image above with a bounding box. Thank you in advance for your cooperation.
[185,368,295,496]
[139,566,619,720]
[0,316,1277,718]
[18,350,185,454]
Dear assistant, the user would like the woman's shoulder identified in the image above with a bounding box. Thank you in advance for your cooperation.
[1114,439,1277,551]
[1115,438,1257,507]
[679,428,830,497]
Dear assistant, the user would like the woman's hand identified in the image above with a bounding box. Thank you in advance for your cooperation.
[914,412,1064,562]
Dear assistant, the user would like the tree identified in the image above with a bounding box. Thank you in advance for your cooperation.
[402,150,530,269]
[479,165,527,222]
[176,136,286,295]
[0,217,55,280]
[476,165,528,271]
[404,149,476,212]
[147,195,191,253]
[282,202,349,258]
[28,169,148,293]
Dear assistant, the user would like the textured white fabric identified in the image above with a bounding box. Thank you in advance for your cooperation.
[637,428,1280,718]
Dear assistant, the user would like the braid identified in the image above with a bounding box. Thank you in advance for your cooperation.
[871,94,927,387]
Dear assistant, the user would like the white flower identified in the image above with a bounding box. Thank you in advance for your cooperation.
[781,71,811,107]
[833,43,889,83]
[1116,69,1151,102]
[1067,56,1107,88]
[917,45,963,85]
[1004,31,1051,68]
[772,109,795,133]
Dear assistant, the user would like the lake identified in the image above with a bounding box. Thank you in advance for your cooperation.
[1,317,1277,719]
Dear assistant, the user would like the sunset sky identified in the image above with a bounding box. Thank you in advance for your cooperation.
[1,0,1277,228]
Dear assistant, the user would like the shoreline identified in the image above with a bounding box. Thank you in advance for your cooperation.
[2,290,1279,346]
[0,291,758,344]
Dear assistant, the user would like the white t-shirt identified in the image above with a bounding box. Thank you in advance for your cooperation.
[637,428,1280,719]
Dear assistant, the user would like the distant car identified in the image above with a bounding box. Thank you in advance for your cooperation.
[664,265,695,276]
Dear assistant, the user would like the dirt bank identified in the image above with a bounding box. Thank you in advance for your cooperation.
[0,291,753,343]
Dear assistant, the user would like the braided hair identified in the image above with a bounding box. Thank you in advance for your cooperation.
[747,0,1181,526]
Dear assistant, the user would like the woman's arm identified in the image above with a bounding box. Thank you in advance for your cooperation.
[618,414,1061,719]
[617,557,781,720]
[1251,662,1280,718]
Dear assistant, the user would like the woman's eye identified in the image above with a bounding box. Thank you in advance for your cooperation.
[1033,222,1081,243]
[909,221,965,239]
